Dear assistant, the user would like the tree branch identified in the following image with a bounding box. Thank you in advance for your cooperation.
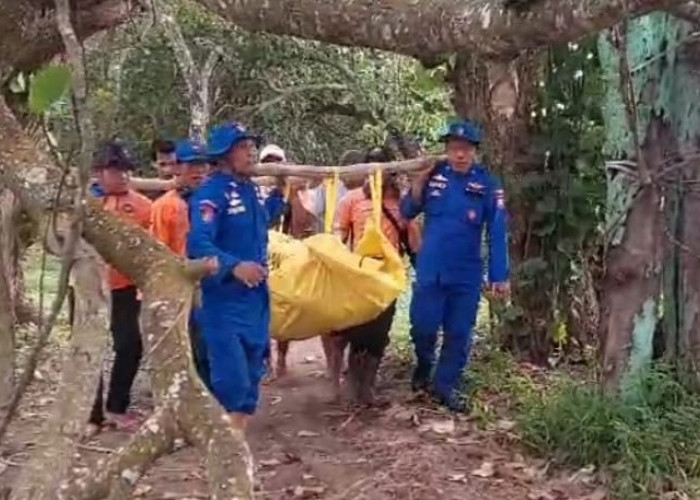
[669,1,700,23]
[60,408,176,500]
[0,95,254,500]
[10,246,109,500]
[193,0,685,61]
[0,0,139,76]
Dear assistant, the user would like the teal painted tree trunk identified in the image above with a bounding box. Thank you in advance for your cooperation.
[598,15,700,391]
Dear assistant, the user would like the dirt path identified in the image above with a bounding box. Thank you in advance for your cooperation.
[0,339,603,499]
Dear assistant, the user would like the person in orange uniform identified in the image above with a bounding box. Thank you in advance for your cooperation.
[87,141,153,434]
[151,140,209,255]
[329,147,421,404]
[150,139,212,386]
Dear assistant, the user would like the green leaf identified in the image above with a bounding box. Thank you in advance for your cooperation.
[28,65,72,114]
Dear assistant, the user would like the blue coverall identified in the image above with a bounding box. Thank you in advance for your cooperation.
[187,171,283,414]
[400,161,509,406]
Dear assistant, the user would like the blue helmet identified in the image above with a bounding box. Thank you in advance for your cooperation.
[175,139,208,164]
[207,122,262,159]
[439,119,483,145]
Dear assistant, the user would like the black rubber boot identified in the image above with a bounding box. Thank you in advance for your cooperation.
[358,355,381,406]
[346,351,363,404]
[411,364,432,393]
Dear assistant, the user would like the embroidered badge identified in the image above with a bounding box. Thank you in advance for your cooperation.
[199,201,216,223]
[495,189,506,209]
[428,180,447,189]
[228,206,246,215]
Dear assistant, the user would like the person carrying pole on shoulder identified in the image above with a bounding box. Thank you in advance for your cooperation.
[87,141,153,435]
[187,122,284,432]
[400,119,510,412]
[150,139,216,387]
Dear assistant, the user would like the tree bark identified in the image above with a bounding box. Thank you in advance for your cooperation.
[10,246,110,500]
[0,92,254,498]
[193,0,684,61]
[597,15,681,392]
[0,190,17,420]
[0,0,138,77]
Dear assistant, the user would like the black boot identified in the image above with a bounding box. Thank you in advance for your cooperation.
[359,355,381,406]
[346,351,363,404]
[411,363,432,393]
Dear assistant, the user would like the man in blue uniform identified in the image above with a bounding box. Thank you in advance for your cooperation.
[400,119,510,411]
[187,122,284,431]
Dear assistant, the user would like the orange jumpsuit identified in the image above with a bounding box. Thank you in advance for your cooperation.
[101,190,153,289]
[150,189,189,256]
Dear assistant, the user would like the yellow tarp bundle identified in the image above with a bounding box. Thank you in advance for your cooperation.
[268,171,407,341]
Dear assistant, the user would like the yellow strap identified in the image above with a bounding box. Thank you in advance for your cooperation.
[324,169,340,234]
[368,169,382,226]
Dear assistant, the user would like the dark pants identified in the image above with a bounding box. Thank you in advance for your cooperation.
[189,313,210,389]
[90,286,142,424]
[340,301,397,359]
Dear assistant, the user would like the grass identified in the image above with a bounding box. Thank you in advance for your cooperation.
[22,245,62,315]
[517,367,700,499]
[389,290,700,499]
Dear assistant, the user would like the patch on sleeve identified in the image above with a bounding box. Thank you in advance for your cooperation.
[199,200,217,223]
[495,189,506,209]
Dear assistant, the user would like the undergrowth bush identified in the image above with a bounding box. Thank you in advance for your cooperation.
[517,366,700,499]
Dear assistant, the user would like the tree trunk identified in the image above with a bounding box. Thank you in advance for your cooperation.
[156,0,219,142]
[10,245,110,500]
[192,0,684,61]
[598,128,667,393]
[0,94,254,499]
[657,22,700,388]
[0,0,138,76]
[596,15,686,392]
[0,190,17,419]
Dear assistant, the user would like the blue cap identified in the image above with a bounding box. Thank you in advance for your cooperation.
[207,122,262,159]
[175,139,208,164]
[439,119,483,145]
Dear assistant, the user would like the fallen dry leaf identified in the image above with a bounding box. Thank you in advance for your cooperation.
[133,485,153,497]
[293,485,326,497]
[447,473,466,482]
[302,473,315,481]
[496,419,516,431]
[580,490,607,500]
[297,430,320,438]
[569,465,596,485]
[0,462,7,475]
[302,356,316,364]
[418,419,455,435]
[259,458,282,467]
[385,405,416,422]
[471,461,496,478]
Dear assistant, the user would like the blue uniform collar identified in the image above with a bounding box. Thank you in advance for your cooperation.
[214,169,255,187]
[442,161,485,177]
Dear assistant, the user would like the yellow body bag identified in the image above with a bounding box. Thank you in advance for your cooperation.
[268,171,406,341]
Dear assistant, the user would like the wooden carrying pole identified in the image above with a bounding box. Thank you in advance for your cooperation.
[254,155,441,179]
[127,155,443,189]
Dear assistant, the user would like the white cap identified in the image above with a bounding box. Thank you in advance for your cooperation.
[259,144,286,162]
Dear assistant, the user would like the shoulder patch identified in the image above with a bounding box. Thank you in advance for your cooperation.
[199,200,217,223]
[494,189,506,208]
